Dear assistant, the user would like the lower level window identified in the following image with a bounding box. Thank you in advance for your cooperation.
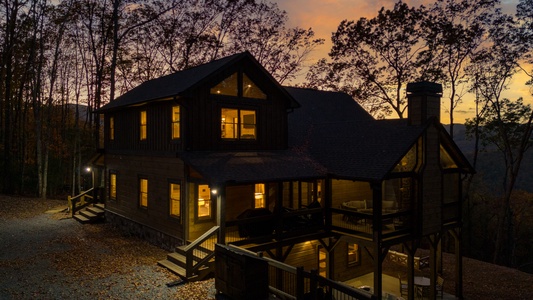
[348,243,360,265]
[198,185,211,218]
[170,183,181,218]
[139,178,148,208]
[254,184,265,208]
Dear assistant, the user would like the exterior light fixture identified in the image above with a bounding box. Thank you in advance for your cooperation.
[86,167,92,172]
[211,189,218,195]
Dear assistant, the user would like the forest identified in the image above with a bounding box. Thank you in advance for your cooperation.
[0,0,531,272]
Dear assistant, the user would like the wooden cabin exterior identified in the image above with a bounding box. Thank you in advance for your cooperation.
[94,52,473,299]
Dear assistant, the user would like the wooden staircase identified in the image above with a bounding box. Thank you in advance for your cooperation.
[158,226,219,282]
[73,203,105,224]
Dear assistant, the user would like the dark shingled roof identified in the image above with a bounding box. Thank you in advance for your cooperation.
[179,150,327,184]
[286,87,426,181]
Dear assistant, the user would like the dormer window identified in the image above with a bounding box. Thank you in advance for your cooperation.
[211,72,266,100]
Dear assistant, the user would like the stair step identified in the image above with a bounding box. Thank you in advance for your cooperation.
[167,252,187,267]
[73,214,90,224]
[94,203,105,209]
[80,210,98,219]
[86,206,105,215]
[157,259,187,278]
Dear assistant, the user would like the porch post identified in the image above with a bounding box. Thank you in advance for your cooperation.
[216,184,226,244]
[452,228,463,299]
[371,181,383,299]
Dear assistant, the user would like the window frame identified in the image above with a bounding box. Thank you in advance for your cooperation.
[195,184,214,222]
[109,116,115,141]
[139,177,148,209]
[169,181,181,220]
[140,110,147,141]
[347,243,361,266]
[171,106,180,140]
[109,171,117,201]
[220,107,257,140]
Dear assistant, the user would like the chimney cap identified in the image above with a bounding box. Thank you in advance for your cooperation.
[406,81,442,95]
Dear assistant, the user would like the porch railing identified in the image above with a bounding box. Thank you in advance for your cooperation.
[179,226,220,278]
[226,245,376,300]
[68,188,95,216]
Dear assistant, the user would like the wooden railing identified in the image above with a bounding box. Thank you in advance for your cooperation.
[227,245,376,300]
[68,188,95,216]
[180,226,220,278]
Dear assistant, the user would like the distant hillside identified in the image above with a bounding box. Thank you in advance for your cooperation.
[445,124,533,193]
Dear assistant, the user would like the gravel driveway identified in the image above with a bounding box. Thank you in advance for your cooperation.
[0,196,215,300]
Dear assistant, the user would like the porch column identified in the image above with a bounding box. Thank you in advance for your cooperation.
[324,177,332,229]
[216,184,226,244]
[452,228,463,299]
[371,181,383,299]
[428,234,441,299]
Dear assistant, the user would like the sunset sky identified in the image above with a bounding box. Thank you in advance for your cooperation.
[274,0,529,124]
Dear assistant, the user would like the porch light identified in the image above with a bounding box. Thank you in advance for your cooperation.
[86,167,92,173]
[211,189,218,195]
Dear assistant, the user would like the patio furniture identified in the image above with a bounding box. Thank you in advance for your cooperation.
[398,274,408,297]
[414,276,430,299]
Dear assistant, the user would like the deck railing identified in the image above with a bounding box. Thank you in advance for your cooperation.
[181,226,220,278]
[67,188,95,216]
[226,245,376,300]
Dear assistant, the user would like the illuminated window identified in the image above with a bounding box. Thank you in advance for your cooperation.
[348,243,360,265]
[140,111,147,140]
[243,73,266,99]
[221,108,256,140]
[170,183,181,218]
[393,140,422,172]
[109,117,115,140]
[197,185,211,218]
[440,145,458,169]
[211,73,238,96]
[109,172,117,200]
[210,72,266,100]
[254,184,265,208]
[139,178,148,208]
[171,106,180,139]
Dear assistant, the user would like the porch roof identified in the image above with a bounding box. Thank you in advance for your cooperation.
[179,150,327,184]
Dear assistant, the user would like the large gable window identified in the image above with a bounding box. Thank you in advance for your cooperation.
[221,108,256,140]
[211,72,266,100]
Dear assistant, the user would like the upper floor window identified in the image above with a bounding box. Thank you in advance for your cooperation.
[254,184,265,208]
[109,117,115,141]
[109,172,117,201]
[171,106,180,139]
[211,72,266,100]
[221,108,256,140]
[140,111,147,140]
[170,182,181,218]
[139,178,148,208]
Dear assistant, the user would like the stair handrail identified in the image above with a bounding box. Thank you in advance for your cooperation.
[184,226,220,278]
[68,188,95,216]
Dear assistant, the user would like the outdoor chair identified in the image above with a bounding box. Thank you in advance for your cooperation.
[398,274,408,298]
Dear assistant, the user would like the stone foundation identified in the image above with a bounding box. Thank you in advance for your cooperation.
[105,211,183,251]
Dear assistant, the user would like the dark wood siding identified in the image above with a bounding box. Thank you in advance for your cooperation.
[105,101,183,155]
[105,154,186,240]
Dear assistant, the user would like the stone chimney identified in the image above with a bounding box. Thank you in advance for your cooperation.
[406,81,442,125]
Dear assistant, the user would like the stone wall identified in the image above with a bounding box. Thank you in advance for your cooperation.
[105,211,184,251]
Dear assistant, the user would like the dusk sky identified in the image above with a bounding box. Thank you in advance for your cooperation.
[275,0,528,124]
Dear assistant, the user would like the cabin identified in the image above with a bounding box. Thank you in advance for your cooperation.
[88,51,473,299]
